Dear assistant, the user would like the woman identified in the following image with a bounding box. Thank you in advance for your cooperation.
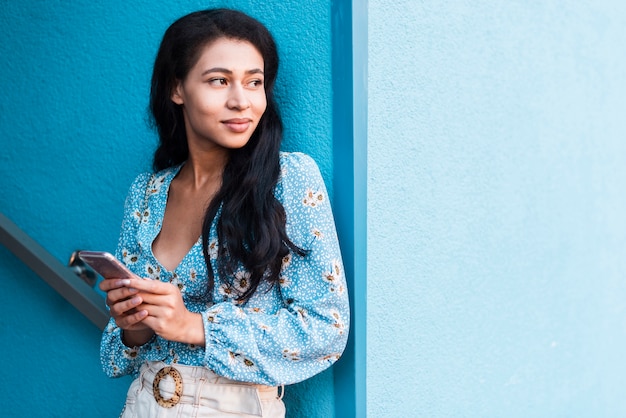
[99,8,349,417]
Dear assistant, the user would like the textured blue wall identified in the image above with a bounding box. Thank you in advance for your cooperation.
[0,1,335,417]
[368,1,626,417]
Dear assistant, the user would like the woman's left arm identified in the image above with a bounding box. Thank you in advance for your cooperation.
[199,153,350,386]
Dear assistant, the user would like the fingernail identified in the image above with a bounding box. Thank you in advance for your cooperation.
[128,287,138,294]
[131,296,141,305]
[117,279,131,286]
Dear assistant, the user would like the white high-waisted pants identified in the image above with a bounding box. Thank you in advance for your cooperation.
[120,361,285,418]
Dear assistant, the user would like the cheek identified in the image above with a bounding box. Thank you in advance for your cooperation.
[189,91,222,114]
[256,96,268,115]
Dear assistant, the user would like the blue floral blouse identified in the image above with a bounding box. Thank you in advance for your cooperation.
[100,152,349,386]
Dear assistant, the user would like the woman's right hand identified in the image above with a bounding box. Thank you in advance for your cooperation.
[100,278,155,346]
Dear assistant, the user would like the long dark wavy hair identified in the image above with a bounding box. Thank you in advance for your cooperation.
[149,9,305,302]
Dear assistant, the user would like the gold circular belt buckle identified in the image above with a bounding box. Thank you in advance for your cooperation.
[152,366,183,408]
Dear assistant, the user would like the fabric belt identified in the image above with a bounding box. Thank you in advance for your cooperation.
[140,361,280,416]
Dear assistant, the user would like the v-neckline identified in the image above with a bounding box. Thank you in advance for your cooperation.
[148,164,202,274]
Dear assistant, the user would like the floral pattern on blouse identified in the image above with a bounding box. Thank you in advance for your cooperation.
[100,152,349,386]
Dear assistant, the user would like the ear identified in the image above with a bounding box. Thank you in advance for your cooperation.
[171,81,184,105]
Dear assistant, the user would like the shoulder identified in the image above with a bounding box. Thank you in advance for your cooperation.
[128,165,179,193]
[119,172,152,210]
[277,152,328,208]
[129,172,153,190]
[280,151,318,168]
[124,165,176,203]
[279,152,322,179]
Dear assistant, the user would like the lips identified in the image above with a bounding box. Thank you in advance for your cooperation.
[222,118,252,133]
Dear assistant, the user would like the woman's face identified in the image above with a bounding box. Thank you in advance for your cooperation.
[172,38,267,151]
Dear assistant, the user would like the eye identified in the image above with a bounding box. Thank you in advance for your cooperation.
[208,77,227,86]
[247,79,264,88]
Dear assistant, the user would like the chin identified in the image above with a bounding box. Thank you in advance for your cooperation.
[222,139,252,150]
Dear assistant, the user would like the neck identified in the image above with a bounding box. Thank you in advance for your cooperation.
[179,145,229,190]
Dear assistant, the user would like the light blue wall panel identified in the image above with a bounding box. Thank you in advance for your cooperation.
[367,1,626,416]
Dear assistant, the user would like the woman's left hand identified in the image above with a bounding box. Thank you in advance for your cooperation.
[124,278,205,346]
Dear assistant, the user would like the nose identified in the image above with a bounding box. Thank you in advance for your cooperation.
[226,84,251,110]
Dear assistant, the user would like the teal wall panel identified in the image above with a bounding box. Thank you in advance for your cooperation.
[331,0,367,417]
[0,1,338,416]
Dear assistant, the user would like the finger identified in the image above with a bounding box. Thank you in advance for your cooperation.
[127,278,174,295]
[139,312,171,335]
[115,309,149,330]
[109,295,143,317]
[99,278,131,292]
[134,292,171,307]
[139,315,157,331]
[106,286,138,305]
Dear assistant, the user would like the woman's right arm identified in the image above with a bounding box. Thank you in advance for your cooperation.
[100,173,157,378]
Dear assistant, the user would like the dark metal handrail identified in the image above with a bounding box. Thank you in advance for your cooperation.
[0,212,109,329]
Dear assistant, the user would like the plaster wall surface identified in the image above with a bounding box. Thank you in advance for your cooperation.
[367,1,626,416]
[0,1,335,416]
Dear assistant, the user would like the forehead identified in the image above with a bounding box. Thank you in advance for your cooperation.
[193,38,264,71]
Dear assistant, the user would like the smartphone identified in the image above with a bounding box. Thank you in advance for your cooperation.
[78,251,136,280]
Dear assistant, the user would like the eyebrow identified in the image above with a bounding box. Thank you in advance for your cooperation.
[201,67,264,76]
